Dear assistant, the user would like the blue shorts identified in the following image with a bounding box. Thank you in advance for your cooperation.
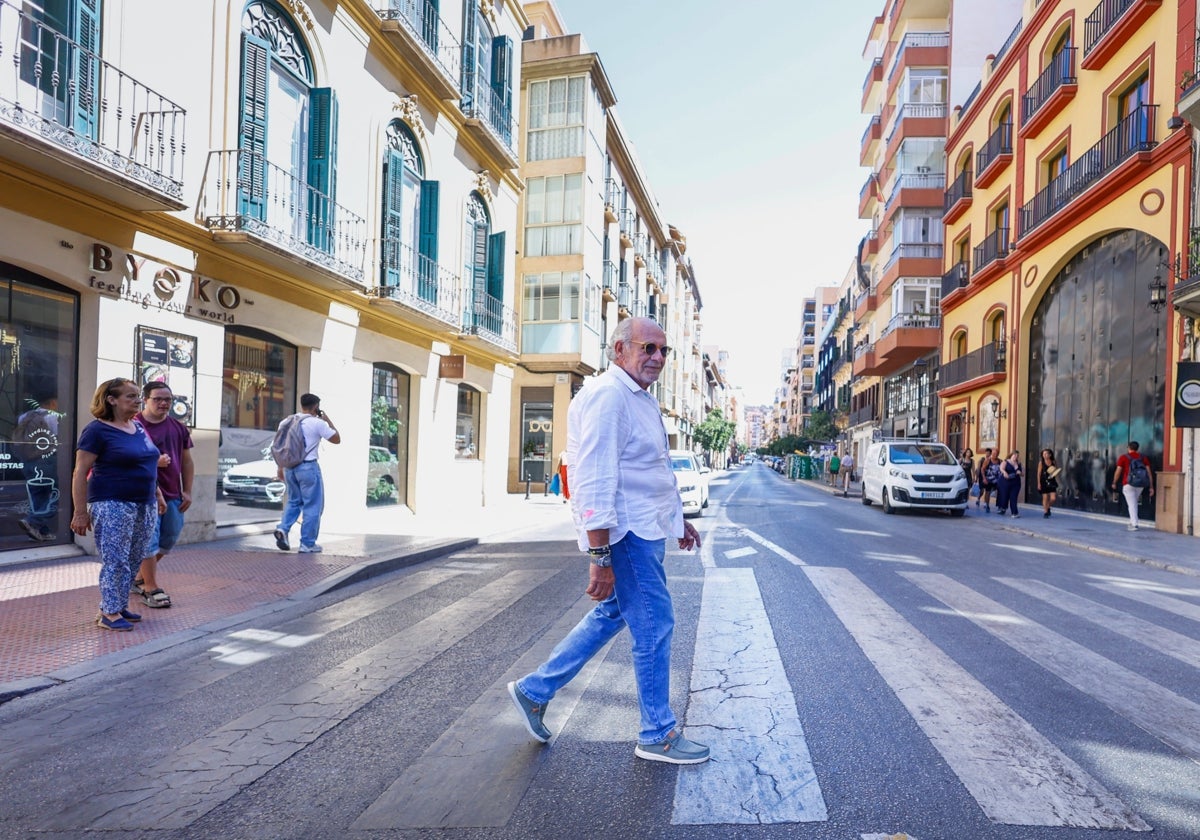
[147,498,185,556]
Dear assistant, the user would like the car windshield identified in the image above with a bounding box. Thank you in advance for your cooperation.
[888,444,956,465]
[671,456,697,471]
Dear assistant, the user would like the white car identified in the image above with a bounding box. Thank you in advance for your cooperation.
[221,451,286,505]
[861,440,969,516]
[670,450,710,517]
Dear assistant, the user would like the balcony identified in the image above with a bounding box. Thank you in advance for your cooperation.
[860,114,882,165]
[619,207,634,245]
[1020,48,1077,136]
[860,229,880,263]
[874,312,941,372]
[858,174,880,218]
[0,0,186,210]
[879,243,943,296]
[460,71,516,167]
[854,289,878,319]
[1082,0,1161,72]
[886,32,950,86]
[972,227,1010,276]
[941,261,969,299]
[604,177,619,223]
[617,281,631,309]
[1180,33,1200,128]
[375,0,461,100]
[853,342,882,376]
[849,404,878,426]
[634,232,647,267]
[883,102,947,152]
[938,340,1006,393]
[861,57,883,110]
[462,288,516,353]
[601,259,617,301]
[1018,105,1157,239]
[372,239,461,329]
[942,168,972,224]
[197,150,367,286]
[975,121,1013,188]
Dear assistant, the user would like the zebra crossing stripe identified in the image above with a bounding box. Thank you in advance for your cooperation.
[1091,581,1200,624]
[354,594,614,829]
[673,567,827,825]
[741,528,806,566]
[906,572,1200,768]
[38,571,547,832]
[808,567,1147,830]
[998,578,1200,670]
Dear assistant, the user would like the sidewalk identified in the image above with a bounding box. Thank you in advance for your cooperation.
[0,493,575,703]
[804,472,1200,578]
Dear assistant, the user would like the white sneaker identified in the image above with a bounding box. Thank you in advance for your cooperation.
[298,544,323,553]
[1127,525,1138,531]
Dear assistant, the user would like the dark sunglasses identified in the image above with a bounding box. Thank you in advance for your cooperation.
[635,342,672,358]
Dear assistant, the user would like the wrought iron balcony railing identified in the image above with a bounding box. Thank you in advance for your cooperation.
[375,239,461,327]
[375,0,461,84]
[944,168,972,213]
[197,149,367,282]
[850,405,878,426]
[0,0,186,202]
[976,121,1013,174]
[460,69,513,151]
[1018,104,1157,237]
[1021,48,1076,126]
[941,261,969,297]
[939,340,1006,390]
[463,288,516,351]
[973,227,1010,273]
[1083,0,1136,57]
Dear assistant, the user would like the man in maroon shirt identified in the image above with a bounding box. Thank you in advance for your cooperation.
[133,382,194,607]
[1112,441,1154,532]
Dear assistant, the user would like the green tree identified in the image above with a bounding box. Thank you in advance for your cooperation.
[693,409,737,460]
[803,409,838,443]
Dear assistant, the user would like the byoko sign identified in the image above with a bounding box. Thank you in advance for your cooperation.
[88,243,252,323]
[1176,362,1200,428]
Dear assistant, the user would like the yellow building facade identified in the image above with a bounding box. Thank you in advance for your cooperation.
[941,0,1190,528]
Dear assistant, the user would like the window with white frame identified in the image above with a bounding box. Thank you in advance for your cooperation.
[905,68,947,104]
[525,174,583,257]
[527,76,586,161]
[523,272,580,322]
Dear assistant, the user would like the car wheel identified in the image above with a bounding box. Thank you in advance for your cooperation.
[861,492,872,506]
[950,508,966,517]
[701,491,709,509]
[882,488,895,514]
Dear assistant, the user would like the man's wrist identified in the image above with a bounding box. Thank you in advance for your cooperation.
[587,544,612,567]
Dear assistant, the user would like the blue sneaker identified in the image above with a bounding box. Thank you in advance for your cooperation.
[507,681,550,743]
[634,730,710,764]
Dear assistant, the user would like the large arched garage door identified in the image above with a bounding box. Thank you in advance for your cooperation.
[1026,229,1167,519]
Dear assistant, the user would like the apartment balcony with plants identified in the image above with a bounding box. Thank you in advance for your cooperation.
[0,0,186,210]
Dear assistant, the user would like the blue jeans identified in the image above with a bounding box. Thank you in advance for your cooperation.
[518,531,677,744]
[278,460,324,548]
[146,498,185,556]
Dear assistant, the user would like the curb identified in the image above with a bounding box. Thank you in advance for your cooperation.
[0,537,476,705]
[995,525,1200,578]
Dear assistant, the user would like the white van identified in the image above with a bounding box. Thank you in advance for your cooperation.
[861,439,969,516]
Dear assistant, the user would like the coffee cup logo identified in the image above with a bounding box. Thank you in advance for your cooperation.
[26,466,59,516]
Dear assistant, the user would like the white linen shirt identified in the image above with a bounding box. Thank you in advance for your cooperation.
[566,365,683,550]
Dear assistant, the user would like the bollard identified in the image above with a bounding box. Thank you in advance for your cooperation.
[525,477,531,500]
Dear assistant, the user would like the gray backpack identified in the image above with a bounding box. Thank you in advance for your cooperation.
[270,414,315,468]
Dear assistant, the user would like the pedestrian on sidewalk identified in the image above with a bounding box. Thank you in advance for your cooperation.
[828,452,840,487]
[840,451,855,496]
[70,378,165,632]
[978,449,999,513]
[1036,448,1060,518]
[508,316,709,765]
[997,449,1024,518]
[273,393,340,554]
[1112,441,1154,531]
[132,381,194,609]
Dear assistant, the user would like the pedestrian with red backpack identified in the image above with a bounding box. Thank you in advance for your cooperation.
[1112,441,1154,531]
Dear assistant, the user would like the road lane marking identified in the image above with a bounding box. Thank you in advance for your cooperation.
[998,578,1200,670]
[724,546,758,559]
[39,571,546,832]
[354,595,614,829]
[808,567,1146,830]
[837,528,890,537]
[673,567,827,825]
[1090,582,1200,623]
[862,551,930,566]
[989,543,1063,555]
[906,571,1200,768]
[740,528,805,566]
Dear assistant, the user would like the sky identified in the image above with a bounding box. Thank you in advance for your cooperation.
[552,0,885,405]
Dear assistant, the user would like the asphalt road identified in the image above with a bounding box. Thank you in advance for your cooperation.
[1,463,1198,839]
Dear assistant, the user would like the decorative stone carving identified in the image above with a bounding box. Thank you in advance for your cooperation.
[479,0,499,29]
[283,0,315,31]
[474,170,494,204]
[392,95,426,143]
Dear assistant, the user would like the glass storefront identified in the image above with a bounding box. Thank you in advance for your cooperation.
[368,364,409,507]
[217,327,297,523]
[0,263,78,548]
[520,389,553,483]
[1026,229,1167,518]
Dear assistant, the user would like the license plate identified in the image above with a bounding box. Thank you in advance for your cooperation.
[918,491,946,499]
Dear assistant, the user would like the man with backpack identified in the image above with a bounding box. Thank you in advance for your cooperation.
[272,393,340,553]
[1112,441,1154,532]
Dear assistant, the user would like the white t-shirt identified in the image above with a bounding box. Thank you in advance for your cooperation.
[300,415,336,461]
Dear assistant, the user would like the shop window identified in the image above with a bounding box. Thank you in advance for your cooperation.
[217,327,296,520]
[368,364,409,507]
[520,401,552,483]
[455,384,480,459]
[0,263,78,549]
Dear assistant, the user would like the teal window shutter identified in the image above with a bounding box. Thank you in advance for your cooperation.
[381,148,405,287]
[485,231,505,332]
[307,87,338,252]
[72,0,100,138]
[460,8,477,110]
[238,33,271,220]
[418,180,440,302]
[490,35,513,141]
[423,0,440,51]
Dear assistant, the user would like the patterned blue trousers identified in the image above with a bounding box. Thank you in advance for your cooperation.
[92,500,157,614]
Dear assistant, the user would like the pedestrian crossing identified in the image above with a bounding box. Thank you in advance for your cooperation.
[8,527,1200,835]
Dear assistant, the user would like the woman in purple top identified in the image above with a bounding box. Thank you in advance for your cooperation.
[70,378,165,631]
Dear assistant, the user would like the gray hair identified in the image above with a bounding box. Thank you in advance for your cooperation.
[606,317,635,362]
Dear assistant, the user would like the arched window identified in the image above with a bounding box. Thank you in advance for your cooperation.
[239,2,338,250]
[381,121,439,301]
[952,330,968,359]
[464,192,505,334]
